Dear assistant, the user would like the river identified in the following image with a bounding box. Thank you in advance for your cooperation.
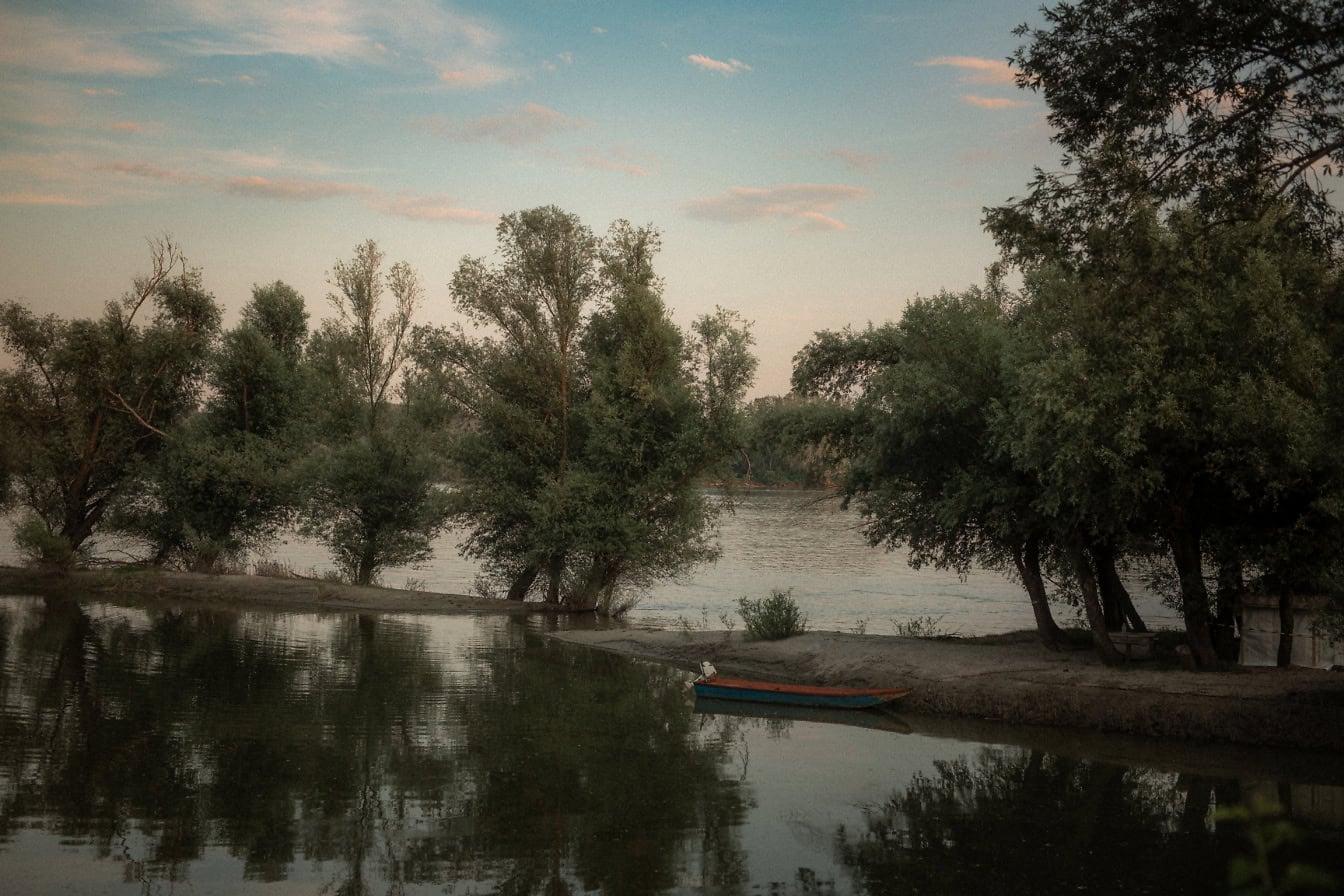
[0,490,1179,636]
[1,600,1340,895]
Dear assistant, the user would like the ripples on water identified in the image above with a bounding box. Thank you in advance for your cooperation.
[1,599,1340,895]
[0,492,1182,636]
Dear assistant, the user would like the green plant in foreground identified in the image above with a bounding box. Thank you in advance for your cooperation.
[1219,800,1336,896]
[892,615,952,639]
[738,588,808,641]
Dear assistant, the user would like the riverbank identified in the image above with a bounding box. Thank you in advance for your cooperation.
[3,566,1341,750]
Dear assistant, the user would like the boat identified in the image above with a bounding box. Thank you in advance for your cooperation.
[692,665,909,710]
[693,697,912,733]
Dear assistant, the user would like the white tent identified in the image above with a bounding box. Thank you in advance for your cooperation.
[1240,595,1344,669]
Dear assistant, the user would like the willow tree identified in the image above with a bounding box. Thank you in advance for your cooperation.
[111,282,310,571]
[0,239,219,567]
[424,208,755,611]
[299,240,451,586]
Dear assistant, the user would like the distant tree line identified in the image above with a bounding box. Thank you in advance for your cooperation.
[0,208,756,613]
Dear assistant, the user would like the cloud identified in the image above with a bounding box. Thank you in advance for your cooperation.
[685,183,870,230]
[415,103,588,146]
[107,121,144,133]
[574,146,657,177]
[366,192,495,223]
[686,54,751,75]
[828,148,884,171]
[222,175,374,201]
[82,88,125,97]
[592,27,607,35]
[0,9,166,76]
[435,63,514,87]
[960,95,1031,110]
[96,160,205,184]
[919,56,1017,85]
[0,192,97,206]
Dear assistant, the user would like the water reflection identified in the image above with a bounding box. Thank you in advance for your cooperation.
[1,597,1340,895]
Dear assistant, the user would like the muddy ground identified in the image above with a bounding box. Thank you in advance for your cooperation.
[3,566,1341,751]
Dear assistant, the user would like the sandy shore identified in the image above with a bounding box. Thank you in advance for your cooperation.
[3,566,1342,750]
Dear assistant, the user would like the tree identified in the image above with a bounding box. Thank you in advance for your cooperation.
[298,241,450,586]
[1005,205,1340,667]
[792,282,1072,650]
[994,0,1344,256]
[0,239,220,566]
[426,208,756,611]
[110,282,310,571]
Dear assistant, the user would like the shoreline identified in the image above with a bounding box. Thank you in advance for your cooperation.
[2,566,1342,751]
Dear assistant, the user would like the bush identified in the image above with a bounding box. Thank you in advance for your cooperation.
[738,588,808,640]
[13,515,78,571]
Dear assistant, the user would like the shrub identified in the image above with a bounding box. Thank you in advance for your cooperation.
[738,588,808,640]
[13,515,78,571]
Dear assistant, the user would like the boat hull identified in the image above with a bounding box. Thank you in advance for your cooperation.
[692,677,909,709]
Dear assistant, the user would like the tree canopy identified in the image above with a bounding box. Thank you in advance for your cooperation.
[993,0,1344,256]
[423,207,756,611]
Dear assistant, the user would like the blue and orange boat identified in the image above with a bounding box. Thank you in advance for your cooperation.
[692,663,909,710]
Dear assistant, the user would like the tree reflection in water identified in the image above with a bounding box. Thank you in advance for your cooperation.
[832,746,1339,896]
[0,599,750,894]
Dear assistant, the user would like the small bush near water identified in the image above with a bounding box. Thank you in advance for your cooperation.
[738,588,808,640]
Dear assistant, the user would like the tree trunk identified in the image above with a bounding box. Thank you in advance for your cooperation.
[1213,554,1244,663]
[507,564,539,602]
[1091,543,1146,632]
[1166,510,1218,669]
[1277,590,1294,668]
[1013,536,1062,650]
[545,554,563,604]
[1069,533,1124,665]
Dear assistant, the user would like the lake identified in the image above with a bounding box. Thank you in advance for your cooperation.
[2,598,1341,895]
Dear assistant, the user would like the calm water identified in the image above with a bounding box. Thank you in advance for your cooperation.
[2,598,1341,895]
[0,491,1179,636]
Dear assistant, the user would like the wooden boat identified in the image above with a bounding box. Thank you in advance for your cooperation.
[693,697,912,733]
[692,676,910,710]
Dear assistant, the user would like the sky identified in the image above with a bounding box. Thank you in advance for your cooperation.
[0,0,1057,396]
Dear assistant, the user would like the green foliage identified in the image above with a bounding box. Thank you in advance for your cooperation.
[738,588,808,640]
[1219,800,1338,896]
[109,282,311,572]
[427,208,756,611]
[0,238,220,558]
[13,514,79,570]
[298,240,449,586]
[996,0,1344,256]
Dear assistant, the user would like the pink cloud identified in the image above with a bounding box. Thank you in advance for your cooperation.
[686,54,751,75]
[0,10,165,76]
[415,102,587,145]
[222,175,374,201]
[960,95,1031,110]
[107,121,143,133]
[0,192,97,206]
[685,183,870,230]
[919,56,1017,85]
[96,160,203,184]
[828,148,884,171]
[367,193,495,223]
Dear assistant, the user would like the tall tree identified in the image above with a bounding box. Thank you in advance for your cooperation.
[0,239,219,566]
[426,208,756,611]
[110,282,310,571]
[993,0,1344,256]
[299,241,450,586]
[793,282,1070,650]
[1005,205,1340,667]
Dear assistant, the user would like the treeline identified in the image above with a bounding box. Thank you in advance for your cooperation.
[0,207,756,613]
